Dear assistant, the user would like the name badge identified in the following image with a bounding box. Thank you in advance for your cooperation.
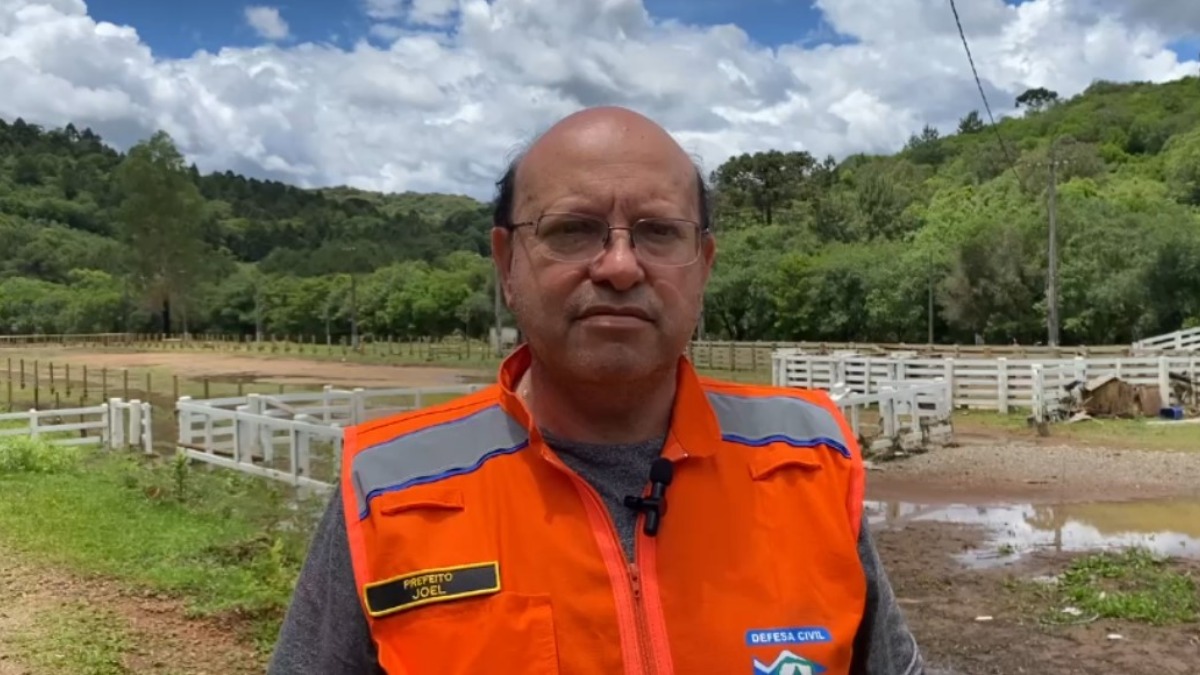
[364,562,501,618]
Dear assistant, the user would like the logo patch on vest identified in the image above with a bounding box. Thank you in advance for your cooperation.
[363,562,500,618]
[752,649,827,675]
[745,626,832,646]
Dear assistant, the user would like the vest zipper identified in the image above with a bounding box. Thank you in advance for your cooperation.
[628,563,655,675]
[544,453,659,675]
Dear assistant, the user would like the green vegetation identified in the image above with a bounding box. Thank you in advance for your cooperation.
[956,411,1200,451]
[6,603,131,675]
[1033,548,1199,626]
[3,77,1200,344]
[0,434,86,473]
[0,441,325,652]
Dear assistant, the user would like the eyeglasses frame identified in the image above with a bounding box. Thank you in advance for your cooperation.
[507,212,710,267]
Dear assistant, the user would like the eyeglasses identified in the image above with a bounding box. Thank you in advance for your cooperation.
[510,212,705,267]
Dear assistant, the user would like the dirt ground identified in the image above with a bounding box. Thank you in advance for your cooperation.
[0,550,262,675]
[3,346,1199,673]
[11,348,490,388]
[867,428,1200,675]
[875,521,1200,675]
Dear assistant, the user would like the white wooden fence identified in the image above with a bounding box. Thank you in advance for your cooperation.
[829,379,954,453]
[773,351,1197,414]
[1030,362,1088,424]
[176,384,486,489]
[0,398,153,454]
[1133,327,1200,352]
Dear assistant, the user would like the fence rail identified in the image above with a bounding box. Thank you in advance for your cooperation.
[829,379,954,453]
[773,351,1198,413]
[0,398,153,454]
[1133,327,1200,352]
[176,384,485,488]
[1030,362,1087,424]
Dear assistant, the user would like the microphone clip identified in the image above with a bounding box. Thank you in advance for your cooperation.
[624,457,674,537]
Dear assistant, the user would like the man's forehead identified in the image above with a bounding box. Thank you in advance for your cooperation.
[513,108,696,212]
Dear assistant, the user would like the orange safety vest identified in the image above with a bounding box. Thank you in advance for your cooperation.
[341,345,867,675]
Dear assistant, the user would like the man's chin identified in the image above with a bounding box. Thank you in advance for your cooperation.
[565,344,669,382]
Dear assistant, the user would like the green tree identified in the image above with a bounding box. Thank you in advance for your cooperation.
[113,131,210,333]
[711,150,816,226]
[957,111,985,135]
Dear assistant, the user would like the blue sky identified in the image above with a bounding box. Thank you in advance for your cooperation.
[12,0,1199,196]
[85,0,853,58]
[83,0,1199,61]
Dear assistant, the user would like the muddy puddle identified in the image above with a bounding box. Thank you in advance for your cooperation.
[866,497,1200,568]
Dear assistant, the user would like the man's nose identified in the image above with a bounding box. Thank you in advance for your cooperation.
[588,229,644,291]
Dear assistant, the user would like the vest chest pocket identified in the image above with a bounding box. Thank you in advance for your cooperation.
[361,486,560,672]
[373,590,560,674]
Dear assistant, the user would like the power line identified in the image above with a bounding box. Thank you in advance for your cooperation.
[948,0,1025,187]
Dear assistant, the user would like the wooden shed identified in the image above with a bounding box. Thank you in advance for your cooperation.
[1081,374,1141,418]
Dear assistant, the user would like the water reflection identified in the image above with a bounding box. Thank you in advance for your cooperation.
[865,498,1200,568]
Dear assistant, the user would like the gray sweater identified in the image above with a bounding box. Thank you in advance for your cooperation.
[267,434,924,674]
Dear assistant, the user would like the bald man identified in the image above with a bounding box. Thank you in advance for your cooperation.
[268,107,924,675]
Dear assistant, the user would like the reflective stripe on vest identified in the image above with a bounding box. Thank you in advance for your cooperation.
[706,392,852,459]
[349,404,529,520]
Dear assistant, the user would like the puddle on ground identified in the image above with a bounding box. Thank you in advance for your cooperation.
[865,498,1200,569]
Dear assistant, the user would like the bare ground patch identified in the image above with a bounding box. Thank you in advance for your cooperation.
[5,348,492,388]
[0,547,262,675]
[875,521,1200,675]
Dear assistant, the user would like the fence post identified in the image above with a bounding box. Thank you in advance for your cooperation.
[1031,364,1044,424]
[880,393,896,441]
[943,360,955,409]
[28,409,38,438]
[110,398,125,448]
[141,402,154,455]
[997,357,1009,414]
[128,399,142,452]
[353,388,366,424]
[100,399,111,449]
[177,396,192,448]
[1157,356,1171,406]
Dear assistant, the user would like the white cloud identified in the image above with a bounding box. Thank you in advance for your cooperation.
[411,0,459,26]
[244,5,289,41]
[363,0,404,21]
[1,0,1197,200]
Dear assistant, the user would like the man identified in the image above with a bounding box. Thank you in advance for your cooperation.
[268,106,924,674]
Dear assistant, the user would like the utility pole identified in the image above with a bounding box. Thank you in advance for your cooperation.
[349,273,359,351]
[254,281,264,343]
[927,247,934,345]
[1046,139,1061,347]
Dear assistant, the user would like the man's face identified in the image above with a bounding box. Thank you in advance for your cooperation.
[492,114,716,385]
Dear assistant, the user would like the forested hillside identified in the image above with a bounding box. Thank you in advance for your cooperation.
[2,76,1199,345]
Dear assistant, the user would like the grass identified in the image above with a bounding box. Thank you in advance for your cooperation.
[0,434,87,472]
[955,410,1200,451]
[0,438,326,654]
[7,602,132,675]
[1022,548,1200,627]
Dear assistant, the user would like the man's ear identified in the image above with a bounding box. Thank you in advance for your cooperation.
[700,232,717,279]
[490,225,514,306]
